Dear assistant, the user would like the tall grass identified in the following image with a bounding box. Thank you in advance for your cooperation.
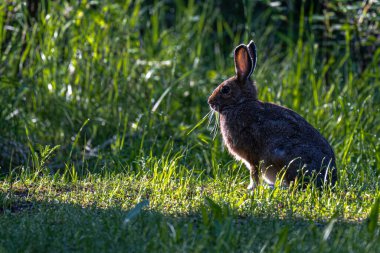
[1,0,379,178]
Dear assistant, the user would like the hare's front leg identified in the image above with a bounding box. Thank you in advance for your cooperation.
[247,164,260,190]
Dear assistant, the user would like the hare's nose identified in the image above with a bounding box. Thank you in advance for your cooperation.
[208,97,218,111]
[207,96,214,105]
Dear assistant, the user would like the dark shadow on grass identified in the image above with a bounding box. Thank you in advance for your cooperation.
[0,190,379,253]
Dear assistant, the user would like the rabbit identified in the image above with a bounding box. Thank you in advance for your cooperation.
[208,40,337,190]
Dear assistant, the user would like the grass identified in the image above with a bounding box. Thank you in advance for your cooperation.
[0,166,379,252]
[0,0,379,252]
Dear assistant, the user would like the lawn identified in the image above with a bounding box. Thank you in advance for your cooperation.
[0,1,379,252]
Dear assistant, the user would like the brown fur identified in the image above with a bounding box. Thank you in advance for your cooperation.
[208,41,337,189]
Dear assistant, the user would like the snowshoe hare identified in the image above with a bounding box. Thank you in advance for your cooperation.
[208,40,337,189]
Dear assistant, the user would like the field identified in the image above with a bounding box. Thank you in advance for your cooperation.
[0,1,379,252]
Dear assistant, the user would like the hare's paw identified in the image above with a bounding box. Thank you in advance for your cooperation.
[247,181,256,191]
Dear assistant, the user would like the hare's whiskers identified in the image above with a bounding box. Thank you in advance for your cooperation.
[186,111,212,135]
[210,111,219,140]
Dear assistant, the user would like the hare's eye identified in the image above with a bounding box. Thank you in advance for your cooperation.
[221,86,230,94]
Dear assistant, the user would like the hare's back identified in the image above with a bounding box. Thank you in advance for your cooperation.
[257,102,334,157]
[256,102,336,183]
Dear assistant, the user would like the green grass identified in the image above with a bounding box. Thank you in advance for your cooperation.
[1,0,379,252]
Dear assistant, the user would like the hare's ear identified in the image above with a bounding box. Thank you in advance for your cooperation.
[247,40,257,74]
[234,45,253,82]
